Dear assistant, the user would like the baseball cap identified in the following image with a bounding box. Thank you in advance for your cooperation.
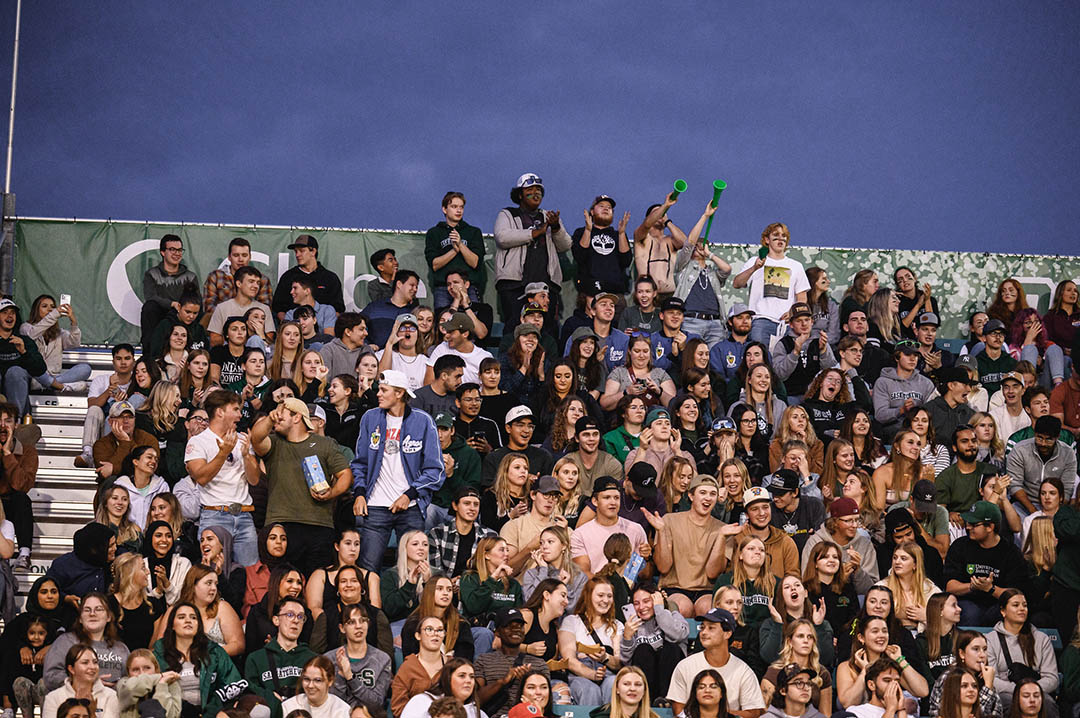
[788,302,812,320]
[453,485,481,502]
[0,299,15,312]
[515,173,544,190]
[521,302,546,318]
[306,402,326,423]
[984,319,1007,335]
[700,608,736,631]
[569,326,599,343]
[574,416,601,435]
[644,407,670,427]
[593,292,620,306]
[939,366,977,387]
[894,339,921,355]
[494,606,526,628]
[728,303,755,319]
[743,487,770,507]
[287,234,319,250]
[711,417,736,433]
[433,412,455,429]
[627,462,658,493]
[378,369,416,398]
[508,704,542,718]
[592,475,621,496]
[514,323,541,339]
[916,312,940,327]
[961,500,1002,526]
[689,474,719,492]
[505,405,534,425]
[591,194,616,209]
[911,479,937,513]
[440,312,474,334]
[396,313,419,328]
[108,400,136,418]
[955,355,978,371]
[280,398,315,429]
[533,475,561,495]
[661,296,686,313]
[767,469,800,495]
[828,497,860,518]
[776,663,817,691]
[1000,371,1024,386]
[518,282,549,300]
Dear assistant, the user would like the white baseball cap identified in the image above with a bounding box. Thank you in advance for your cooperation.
[505,405,534,424]
[379,370,415,398]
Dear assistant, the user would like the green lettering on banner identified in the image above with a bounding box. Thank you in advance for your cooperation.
[12,218,1080,345]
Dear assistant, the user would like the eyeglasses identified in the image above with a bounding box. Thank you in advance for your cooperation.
[421,626,446,635]
[188,416,209,424]
[164,246,184,254]
[739,418,757,425]
[788,680,812,689]
[82,606,106,615]
[278,611,306,622]
[301,676,326,685]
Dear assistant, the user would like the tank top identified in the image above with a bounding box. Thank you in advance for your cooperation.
[523,611,558,661]
[205,615,225,647]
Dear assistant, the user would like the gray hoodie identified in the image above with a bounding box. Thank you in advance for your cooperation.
[764,705,825,718]
[618,603,690,658]
[800,525,879,595]
[985,621,1058,699]
[319,337,363,379]
[1006,438,1078,505]
[872,367,936,425]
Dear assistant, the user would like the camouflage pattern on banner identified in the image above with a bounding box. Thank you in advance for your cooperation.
[12,218,1080,345]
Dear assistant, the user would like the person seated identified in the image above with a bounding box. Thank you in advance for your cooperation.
[1005,386,1074,454]
[839,657,914,718]
[924,367,977,448]
[1007,415,1076,516]
[801,368,859,440]
[872,431,935,512]
[764,469,826,554]
[767,406,824,474]
[872,341,935,442]
[911,311,955,378]
[294,305,335,351]
[618,275,662,335]
[147,294,209,360]
[473,607,549,718]
[414,354,465,421]
[866,288,906,348]
[114,649,182,718]
[732,487,800,580]
[500,475,564,575]
[499,325,547,403]
[839,310,890,387]
[520,525,586,615]
[772,302,836,401]
[20,293,93,394]
[840,270,879,327]
[323,604,392,718]
[244,595,317,717]
[600,333,675,413]
[390,617,450,717]
[319,312,371,380]
[43,591,129,690]
[438,271,494,343]
[620,407,688,479]
[41,644,119,718]
[985,589,1060,713]
[75,344,137,469]
[460,538,524,624]
[562,416,624,497]
[400,659,484,718]
[763,662,828,718]
[759,576,835,667]
[482,407,553,489]
[245,564,313,652]
[207,265,274,346]
[800,497,880,594]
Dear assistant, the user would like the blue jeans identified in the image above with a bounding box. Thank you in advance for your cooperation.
[432,285,480,312]
[198,509,259,567]
[749,317,782,348]
[2,367,31,415]
[569,665,616,705]
[1020,343,1067,384]
[471,626,494,655]
[356,504,425,571]
[957,598,1000,627]
[34,363,92,390]
[425,503,451,532]
[681,317,727,349]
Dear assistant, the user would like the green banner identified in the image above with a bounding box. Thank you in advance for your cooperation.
[12,218,1080,345]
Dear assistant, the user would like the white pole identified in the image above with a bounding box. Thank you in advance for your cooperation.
[4,0,22,194]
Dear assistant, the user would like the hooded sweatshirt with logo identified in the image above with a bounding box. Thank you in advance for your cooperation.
[243,639,317,718]
[872,367,936,425]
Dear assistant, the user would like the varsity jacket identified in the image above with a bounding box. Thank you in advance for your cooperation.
[350,405,445,515]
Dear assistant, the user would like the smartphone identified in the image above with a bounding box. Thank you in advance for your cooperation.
[60,294,71,307]
[471,428,487,441]
[621,604,638,624]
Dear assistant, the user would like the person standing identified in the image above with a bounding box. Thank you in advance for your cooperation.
[140,235,200,349]
[184,391,261,566]
[271,235,345,321]
[493,173,572,326]
[633,194,688,298]
[351,369,445,571]
[250,399,352,575]
[674,200,733,347]
[710,304,755,383]
[426,192,486,309]
[203,237,273,317]
[732,223,809,346]
[572,195,632,298]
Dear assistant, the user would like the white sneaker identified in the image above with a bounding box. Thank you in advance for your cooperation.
[74,450,94,469]
[2,706,15,718]
[61,381,88,393]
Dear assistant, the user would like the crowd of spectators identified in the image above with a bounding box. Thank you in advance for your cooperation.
[0,174,1077,718]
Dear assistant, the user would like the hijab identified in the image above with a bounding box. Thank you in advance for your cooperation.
[203,525,236,577]
[256,523,286,570]
[140,520,176,592]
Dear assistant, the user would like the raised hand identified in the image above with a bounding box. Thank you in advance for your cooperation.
[583,209,593,231]
[618,211,630,234]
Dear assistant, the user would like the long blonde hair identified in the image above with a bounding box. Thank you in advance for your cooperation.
[608,666,658,718]
[731,535,774,603]
[743,364,778,426]
[775,405,820,449]
[469,537,510,588]
[970,411,1005,460]
[95,485,141,547]
[884,541,932,619]
[658,455,695,512]
[110,552,150,614]
[295,349,327,398]
[1024,516,1057,573]
[552,456,582,518]
[395,530,430,593]
[886,431,925,498]
[773,618,825,686]
[538,525,580,580]
[718,458,752,511]
[268,321,303,381]
[867,288,901,343]
[147,380,180,433]
[493,452,530,517]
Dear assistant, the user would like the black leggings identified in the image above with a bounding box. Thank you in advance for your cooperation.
[629,640,685,698]
[0,492,33,553]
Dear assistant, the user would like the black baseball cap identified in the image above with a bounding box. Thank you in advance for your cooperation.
[895,339,921,355]
[592,476,621,496]
[575,416,601,435]
[453,485,481,502]
[627,462,658,493]
[984,319,1007,335]
[494,607,526,628]
[661,297,685,312]
[767,468,800,495]
[776,663,817,691]
[911,479,937,513]
[287,234,319,250]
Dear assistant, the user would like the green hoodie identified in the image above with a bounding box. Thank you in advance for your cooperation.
[152,639,245,718]
[244,639,317,718]
[432,435,482,508]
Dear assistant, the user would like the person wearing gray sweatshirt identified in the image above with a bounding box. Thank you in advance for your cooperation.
[985,592,1058,711]
[872,342,936,441]
[799,500,880,595]
[1006,416,1078,511]
[618,582,690,698]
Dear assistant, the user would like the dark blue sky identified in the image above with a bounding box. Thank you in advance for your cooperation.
[2,1,1078,254]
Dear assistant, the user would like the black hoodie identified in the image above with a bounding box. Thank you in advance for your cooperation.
[46,522,113,599]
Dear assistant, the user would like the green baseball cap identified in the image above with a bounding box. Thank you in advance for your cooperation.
[960,500,1001,526]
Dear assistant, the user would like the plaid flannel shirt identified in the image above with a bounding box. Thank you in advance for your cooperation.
[203,270,273,314]
[928,668,1004,718]
[428,520,497,576]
